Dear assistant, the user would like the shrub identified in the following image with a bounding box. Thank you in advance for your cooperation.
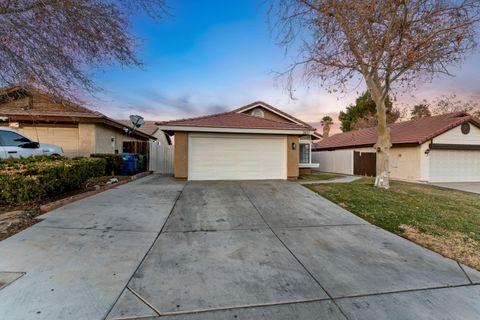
[91,153,123,175]
[0,156,106,204]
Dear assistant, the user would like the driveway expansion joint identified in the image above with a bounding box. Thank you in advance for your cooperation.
[457,262,474,284]
[332,283,480,301]
[127,287,161,316]
[103,180,186,320]
[155,297,334,317]
[237,182,352,320]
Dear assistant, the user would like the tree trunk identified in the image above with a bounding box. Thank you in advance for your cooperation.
[365,78,392,189]
[323,125,330,138]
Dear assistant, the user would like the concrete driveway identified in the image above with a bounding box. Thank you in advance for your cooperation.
[0,176,479,320]
[432,182,480,194]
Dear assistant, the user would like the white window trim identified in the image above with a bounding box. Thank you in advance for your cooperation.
[299,140,320,168]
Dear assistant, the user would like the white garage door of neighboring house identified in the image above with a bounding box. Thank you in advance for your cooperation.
[188,134,287,180]
[429,150,480,182]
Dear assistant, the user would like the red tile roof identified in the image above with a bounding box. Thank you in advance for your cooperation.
[232,101,313,128]
[156,110,315,131]
[314,112,480,150]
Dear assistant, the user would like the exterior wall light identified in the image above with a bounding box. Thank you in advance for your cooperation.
[425,149,430,155]
[292,142,296,150]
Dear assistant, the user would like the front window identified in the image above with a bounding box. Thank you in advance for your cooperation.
[0,131,31,146]
[299,142,311,164]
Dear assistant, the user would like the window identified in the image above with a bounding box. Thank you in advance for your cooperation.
[0,131,31,146]
[299,142,311,164]
[251,108,264,118]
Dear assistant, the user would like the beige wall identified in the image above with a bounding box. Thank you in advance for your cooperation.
[78,123,96,156]
[353,147,422,181]
[287,135,299,179]
[314,145,430,182]
[21,125,79,157]
[94,124,142,154]
[174,132,188,179]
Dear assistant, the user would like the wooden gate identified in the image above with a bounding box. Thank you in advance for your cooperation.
[353,152,376,176]
[148,141,174,174]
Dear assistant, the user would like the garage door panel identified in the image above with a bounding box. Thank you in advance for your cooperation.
[429,150,480,182]
[188,135,287,181]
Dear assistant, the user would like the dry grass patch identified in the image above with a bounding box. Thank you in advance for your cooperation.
[401,224,480,270]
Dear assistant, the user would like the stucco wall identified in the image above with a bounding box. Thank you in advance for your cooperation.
[78,123,96,157]
[94,124,142,154]
[433,123,480,145]
[354,146,426,181]
[174,132,188,179]
[314,145,430,181]
[287,135,300,179]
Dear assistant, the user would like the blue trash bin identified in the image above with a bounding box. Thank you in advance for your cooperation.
[122,153,138,176]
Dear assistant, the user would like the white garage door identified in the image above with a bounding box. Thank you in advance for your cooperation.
[188,134,287,180]
[429,150,480,182]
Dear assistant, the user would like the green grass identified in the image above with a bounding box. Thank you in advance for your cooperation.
[299,172,343,181]
[306,178,480,242]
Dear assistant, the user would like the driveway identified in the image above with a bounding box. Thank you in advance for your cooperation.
[432,182,480,195]
[0,176,479,320]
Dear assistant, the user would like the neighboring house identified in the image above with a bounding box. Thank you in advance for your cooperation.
[313,112,480,183]
[0,85,153,157]
[156,101,320,180]
[116,120,172,146]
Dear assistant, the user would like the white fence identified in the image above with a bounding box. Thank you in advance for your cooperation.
[312,150,354,175]
[149,141,174,174]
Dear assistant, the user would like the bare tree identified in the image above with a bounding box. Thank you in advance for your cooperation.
[272,0,480,188]
[431,94,479,116]
[0,0,166,100]
[320,115,333,137]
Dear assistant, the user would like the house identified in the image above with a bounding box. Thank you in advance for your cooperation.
[116,120,172,146]
[313,112,480,183]
[156,101,321,180]
[0,85,153,157]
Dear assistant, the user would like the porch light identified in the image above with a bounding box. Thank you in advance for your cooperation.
[425,149,430,155]
[292,142,296,150]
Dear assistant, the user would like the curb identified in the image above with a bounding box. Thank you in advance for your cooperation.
[39,171,153,213]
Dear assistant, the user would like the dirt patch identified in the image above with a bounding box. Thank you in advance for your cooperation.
[0,210,42,241]
[400,224,480,271]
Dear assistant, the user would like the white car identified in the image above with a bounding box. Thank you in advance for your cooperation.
[0,127,64,159]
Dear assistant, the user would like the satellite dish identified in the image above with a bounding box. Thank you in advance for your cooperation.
[130,115,145,128]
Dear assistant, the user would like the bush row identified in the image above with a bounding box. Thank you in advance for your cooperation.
[0,156,106,204]
[90,153,123,175]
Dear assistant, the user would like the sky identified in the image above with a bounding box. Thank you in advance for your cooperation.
[90,0,480,133]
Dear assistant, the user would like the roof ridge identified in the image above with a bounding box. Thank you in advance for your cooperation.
[156,104,314,129]
[232,100,313,127]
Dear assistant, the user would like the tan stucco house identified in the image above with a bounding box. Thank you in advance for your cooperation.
[313,112,480,183]
[0,85,153,157]
[157,101,321,180]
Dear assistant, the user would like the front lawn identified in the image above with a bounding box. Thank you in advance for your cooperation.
[299,171,343,181]
[306,178,480,270]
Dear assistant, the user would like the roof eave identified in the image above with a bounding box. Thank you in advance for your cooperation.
[157,125,314,135]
